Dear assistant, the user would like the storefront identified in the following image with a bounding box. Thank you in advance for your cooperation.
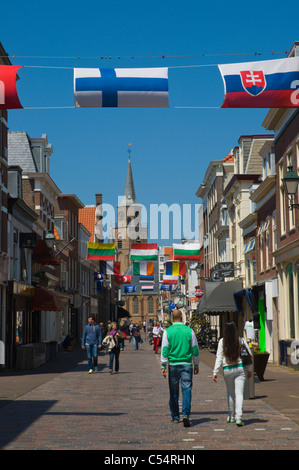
[6,280,35,368]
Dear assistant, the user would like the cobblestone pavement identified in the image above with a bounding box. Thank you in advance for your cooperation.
[0,338,299,451]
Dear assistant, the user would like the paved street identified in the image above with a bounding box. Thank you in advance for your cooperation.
[0,337,299,451]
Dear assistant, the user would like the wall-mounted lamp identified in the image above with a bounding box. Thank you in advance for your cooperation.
[282,166,299,210]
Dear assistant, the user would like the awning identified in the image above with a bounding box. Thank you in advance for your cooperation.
[32,288,64,311]
[198,280,243,314]
[117,306,131,318]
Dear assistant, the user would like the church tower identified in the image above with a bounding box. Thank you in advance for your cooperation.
[114,146,147,274]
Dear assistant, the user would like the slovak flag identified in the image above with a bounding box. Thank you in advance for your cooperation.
[219,57,299,108]
[74,67,169,108]
[0,65,23,109]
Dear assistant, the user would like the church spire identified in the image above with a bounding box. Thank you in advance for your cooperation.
[122,144,138,205]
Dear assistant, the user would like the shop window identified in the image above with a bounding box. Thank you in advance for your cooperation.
[16,311,23,344]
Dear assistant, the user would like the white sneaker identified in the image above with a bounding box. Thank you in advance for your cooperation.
[88,369,93,374]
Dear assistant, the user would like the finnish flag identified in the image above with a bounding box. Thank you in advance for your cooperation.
[74,67,169,108]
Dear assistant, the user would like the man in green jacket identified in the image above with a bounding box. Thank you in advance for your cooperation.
[161,309,199,427]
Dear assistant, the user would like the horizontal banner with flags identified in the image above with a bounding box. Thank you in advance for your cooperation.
[74,67,169,108]
[130,243,158,261]
[133,261,154,276]
[173,243,201,261]
[3,58,299,110]
[99,260,121,275]
[219,57,299,108]
[166,261,186,276]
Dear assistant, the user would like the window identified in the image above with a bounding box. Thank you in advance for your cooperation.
[247,257,251,285]
[287,264,295,338]
[61,261,68,290]
[272,211,277,255]
[266,228,271,269]
[252,254,256,283]
[260,234,264,272]
[54,218,68,241]
[133,297,139,315]
[148,297,154,314]
[279,162,286,235]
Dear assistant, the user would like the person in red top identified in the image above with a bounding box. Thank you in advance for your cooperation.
[152,321,162,354]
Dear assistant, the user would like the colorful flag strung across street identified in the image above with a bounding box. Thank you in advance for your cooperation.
[166,261,186,276]
[219,57,299,108]
[130,243,158,261]
[141,284,154,292]
[115,275,131,284]
[74,67,169,108]
[124,285,136,293]
[139,275,155,282]
[162,275,178,285]
[133,261,154,276]
[160,284,175,291]
[0,65,23,109]
[99,260,121,276]
[87,242,116,260]
[173,243,201,261]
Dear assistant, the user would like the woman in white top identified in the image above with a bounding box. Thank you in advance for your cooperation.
[213,321,252,427]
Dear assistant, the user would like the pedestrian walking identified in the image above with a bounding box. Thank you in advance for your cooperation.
[161,309,199,427]
[212,321,253,427]
[152,321,161,354]
[131,323,140,350]
[82,315,102,374]
[107,322,125,374]
[119,321,127,351]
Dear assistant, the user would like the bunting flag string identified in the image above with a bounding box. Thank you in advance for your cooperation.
[1,56,299,110]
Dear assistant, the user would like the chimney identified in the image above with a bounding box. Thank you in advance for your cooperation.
[95,193,102,206]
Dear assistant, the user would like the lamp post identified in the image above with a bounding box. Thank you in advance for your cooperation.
[282,166,299,210]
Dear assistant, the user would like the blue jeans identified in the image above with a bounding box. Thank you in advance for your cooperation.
[109,348,120,372]
[85,344,98,370]
[168,364,193,420]
[132,337,138,350]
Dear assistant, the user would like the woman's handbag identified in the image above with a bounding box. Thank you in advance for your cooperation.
[240,340,253,366]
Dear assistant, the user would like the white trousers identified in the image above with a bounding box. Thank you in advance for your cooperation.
[223,365,246,421]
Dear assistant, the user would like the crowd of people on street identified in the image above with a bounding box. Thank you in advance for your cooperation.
[81,313,253,429]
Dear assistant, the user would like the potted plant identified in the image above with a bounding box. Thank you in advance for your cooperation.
[253,348,269,381]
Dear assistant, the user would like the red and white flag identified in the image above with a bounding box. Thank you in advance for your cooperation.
[115,275,131,284]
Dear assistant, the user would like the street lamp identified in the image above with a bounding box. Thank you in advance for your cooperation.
[282,166,299,210]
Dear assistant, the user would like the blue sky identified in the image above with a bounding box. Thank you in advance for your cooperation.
[2,0,298,243]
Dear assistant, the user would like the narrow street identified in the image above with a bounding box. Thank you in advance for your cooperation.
[0,337,298,451]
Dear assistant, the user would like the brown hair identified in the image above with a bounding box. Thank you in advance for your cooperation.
[223,321,239,364]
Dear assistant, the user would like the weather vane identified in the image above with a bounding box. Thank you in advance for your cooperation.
[128,143,132,160]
